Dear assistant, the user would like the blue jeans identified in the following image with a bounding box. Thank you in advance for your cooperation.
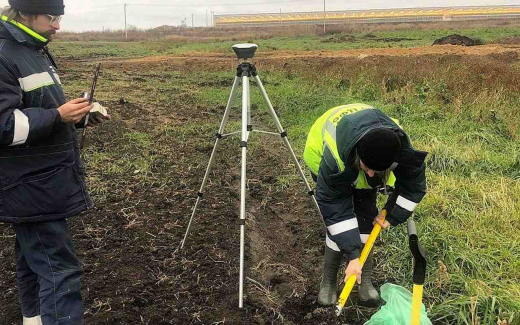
[14,220,84,325]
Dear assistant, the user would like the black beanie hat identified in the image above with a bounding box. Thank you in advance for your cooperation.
[357,128,401,171]
[9,0,65,15]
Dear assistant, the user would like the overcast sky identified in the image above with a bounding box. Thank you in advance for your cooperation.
[1,0,519,32]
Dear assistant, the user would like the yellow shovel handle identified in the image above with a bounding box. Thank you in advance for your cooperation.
[411,284,424,325]
[335,210,387,316]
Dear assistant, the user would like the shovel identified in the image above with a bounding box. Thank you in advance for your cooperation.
[407,219,426,325]
[335,209,387,316]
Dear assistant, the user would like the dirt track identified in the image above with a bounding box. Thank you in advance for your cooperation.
[118,44,520,64]
[0,43,519,325]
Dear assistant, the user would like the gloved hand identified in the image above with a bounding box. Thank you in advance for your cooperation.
[87,102,111,127]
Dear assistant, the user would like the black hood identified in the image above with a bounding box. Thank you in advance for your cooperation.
[0,19,49,48]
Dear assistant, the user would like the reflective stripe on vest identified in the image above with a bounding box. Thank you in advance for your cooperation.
[304,104,401,189]
[304,103,373,175]
[321,104,374,173]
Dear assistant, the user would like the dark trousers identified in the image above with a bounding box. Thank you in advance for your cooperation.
[311,171,379,238]
[14,219,84,325]
[353,188,379,235]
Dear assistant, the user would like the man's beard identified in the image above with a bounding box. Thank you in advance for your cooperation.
[41,31,55,40]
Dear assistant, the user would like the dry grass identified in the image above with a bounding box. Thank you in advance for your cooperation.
[55,19,520,42]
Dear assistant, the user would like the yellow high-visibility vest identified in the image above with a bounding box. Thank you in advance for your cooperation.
[304,104,399,189]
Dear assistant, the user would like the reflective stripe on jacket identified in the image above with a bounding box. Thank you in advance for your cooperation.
[304,103,397,189]
[304,104,373,175]
[304,104,427,260]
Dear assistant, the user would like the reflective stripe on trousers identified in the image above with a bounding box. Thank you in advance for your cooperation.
[325,188,379,253]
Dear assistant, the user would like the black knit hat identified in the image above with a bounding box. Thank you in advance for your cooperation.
[9,0,65,15]
[357,128,401,171]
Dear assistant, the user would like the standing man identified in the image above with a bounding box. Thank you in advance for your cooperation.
[0,1,109,324]
[303,103,427,307]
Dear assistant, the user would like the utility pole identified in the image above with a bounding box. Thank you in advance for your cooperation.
[124,3,128,41]
[192,14,194,28]
[323,0,326,33]
[206,10,208,27]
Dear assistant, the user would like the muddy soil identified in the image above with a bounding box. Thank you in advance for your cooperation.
[493,36,520,45]
[1,44,518,325]
[114,44,520,66]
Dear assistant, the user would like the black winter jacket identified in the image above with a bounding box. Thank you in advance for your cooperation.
[0,18,92,223]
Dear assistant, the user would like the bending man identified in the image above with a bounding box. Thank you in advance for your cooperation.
[304,103,427,306]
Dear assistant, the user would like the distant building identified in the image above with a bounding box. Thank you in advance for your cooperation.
[215,6,520,27]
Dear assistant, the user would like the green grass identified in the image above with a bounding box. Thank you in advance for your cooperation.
[184,68,520,324]
[50,25,520,59]
[59,25,520,324]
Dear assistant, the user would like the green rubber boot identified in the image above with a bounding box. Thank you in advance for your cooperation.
[358,250,383,307]
[318,246,343,306]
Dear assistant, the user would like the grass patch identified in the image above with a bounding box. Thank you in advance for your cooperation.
[61,30,520,324]
[50,25,520,59]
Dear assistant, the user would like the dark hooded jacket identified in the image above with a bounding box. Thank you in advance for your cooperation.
[314,107,427,260]
[0,17,92,223]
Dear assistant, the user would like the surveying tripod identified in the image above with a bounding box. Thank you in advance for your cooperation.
[181,44,321,308]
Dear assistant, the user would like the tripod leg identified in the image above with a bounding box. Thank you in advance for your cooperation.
[181,76,241,249]
[238,75,250,308]
[253,74,323,217]
[247,77,252,141]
